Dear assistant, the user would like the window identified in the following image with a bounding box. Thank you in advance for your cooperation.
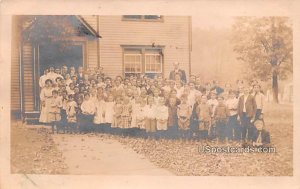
[123,46,163,78]
[145,53,162,73]
[124,54,142,74]
[122,15,163,21]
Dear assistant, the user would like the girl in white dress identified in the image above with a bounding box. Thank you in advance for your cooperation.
[104,94,115,134]
[39,79,54,124]
[155,97,169,138]
[130,96,141,137]
[94,94,106,132]
[136,98,147,138]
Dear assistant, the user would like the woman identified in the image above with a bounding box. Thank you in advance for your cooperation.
[39,79,54,124]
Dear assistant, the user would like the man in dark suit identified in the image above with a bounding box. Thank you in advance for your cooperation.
[169,62,187,83]
[237,86,257,142]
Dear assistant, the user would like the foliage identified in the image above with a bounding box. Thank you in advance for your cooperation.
[231,17,293,82]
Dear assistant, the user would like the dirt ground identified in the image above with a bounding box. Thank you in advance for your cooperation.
[11,121,68,174]
[10,102,292,176]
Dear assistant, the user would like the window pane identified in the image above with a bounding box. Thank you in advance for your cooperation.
[123,15,142,19]
[144,15,161,20]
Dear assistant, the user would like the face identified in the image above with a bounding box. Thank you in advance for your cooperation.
[78,67,83,73]
[244,88,250,95]
[108,95,114,102]
[254,85,260,92]
[173,63,179,70]
[169,98,176,106]
[55,69,61,74]
[211,93,217,99]
[218,97,224,103]
[62,66,68,73]
[190,76,196,83]
[53,92,58,98]
[201,96,208,103]
[189,82,195,90]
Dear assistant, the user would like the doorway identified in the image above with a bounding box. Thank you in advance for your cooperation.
[39,42,84,75]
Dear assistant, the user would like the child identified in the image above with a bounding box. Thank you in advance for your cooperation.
[190,95,201,140]
[167,97,178,139]
[121,96,132,137]
[94,94,106,133]
[155,97,169,139]
[59,90,68,133]
[112,96,123,135]
[130,96,141,137]
[177,94,192,140]
[153,88,162,105]
[214,96,229,143]
[80,93,95,133]
[225,91,239,141]
[66,94,78,134]
[196,95,212,141]
[48,90,62,134]
[207,91,218,139]
[145,96,157,138]
[252,84,265,122]
[104,94,115,134]
[136,98,147,138]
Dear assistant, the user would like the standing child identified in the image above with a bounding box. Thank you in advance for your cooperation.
[121,96,132,137]
[167,97,178,139]
[136,98,147,138]
[145,96,157,139]
[48,90,62,134]
[155,97,169,139]
[214,96,229,143]
[66,94,78,134]
[112,96,123,135]
[177,94,192,141]
[94,94,106,133]
[130,96,141,137]
[80,93,95,133]
[104,94,115,134]
[207,91,218,139]
[196,95,212,141]
[225,91,239,141]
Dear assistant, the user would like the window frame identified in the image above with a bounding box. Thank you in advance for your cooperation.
[144,53,163,74]
[121,45,164,77]
[122,15,164,22]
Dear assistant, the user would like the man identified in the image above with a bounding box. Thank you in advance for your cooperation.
[61,65,68,78]
[237,86,257,143]
[77,66,84,82]
[169,62,187,83]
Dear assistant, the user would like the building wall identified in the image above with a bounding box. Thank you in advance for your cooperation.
[82,15,191,78]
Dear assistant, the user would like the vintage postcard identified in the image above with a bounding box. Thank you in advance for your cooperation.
[0,0,300,189]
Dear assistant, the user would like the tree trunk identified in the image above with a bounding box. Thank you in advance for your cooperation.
[272,67,279,103]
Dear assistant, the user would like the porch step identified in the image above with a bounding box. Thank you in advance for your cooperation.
[24,111,40,125]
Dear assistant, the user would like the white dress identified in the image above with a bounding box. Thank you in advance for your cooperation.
[155,105,169,130]
[136,105,147,129]
[104,101,114,124]
[39,87,53,123]
[94,100,106,124]
[130,102,140,128]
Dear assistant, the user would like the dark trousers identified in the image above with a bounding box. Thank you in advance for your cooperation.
[167,125,178,139]
[57,110,67,133]
[216,119,227,141]
[240,113,255,141]
[228,115,240,140]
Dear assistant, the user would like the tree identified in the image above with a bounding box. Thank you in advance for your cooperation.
[232,17,293,103]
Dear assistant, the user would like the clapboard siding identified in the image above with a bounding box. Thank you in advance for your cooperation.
[98,16,191,78]
[11,46,20,111]
[87,40,98,68]
[81,15,98,32]
[22,43,35,112]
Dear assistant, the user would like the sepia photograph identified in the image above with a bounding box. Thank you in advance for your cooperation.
[9,14,293,176]
[1,0,300,188]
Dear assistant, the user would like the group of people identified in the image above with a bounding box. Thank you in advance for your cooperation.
[38,62,269,145]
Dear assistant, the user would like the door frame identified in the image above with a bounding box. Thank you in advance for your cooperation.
[34,41,87,111]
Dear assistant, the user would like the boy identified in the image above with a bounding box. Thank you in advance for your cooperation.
[214,96,229,143]
[196,95,212,141]
[48,90,62,134]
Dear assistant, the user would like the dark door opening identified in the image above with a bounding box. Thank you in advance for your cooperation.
[39,42,83,75]
[36,42,84,111]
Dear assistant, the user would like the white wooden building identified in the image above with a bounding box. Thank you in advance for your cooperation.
[11,15,192,119]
